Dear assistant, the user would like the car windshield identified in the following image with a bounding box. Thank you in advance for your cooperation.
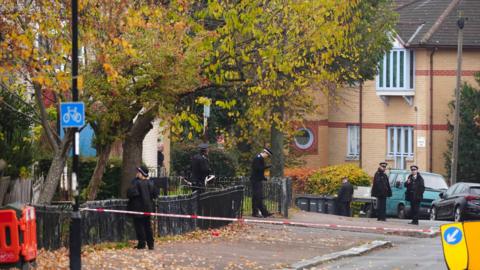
[469,187,480,195]
[422,174,448,190]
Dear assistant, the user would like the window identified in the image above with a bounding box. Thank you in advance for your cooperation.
[347,125,360,158]
[388,173,398,186]
[377,49,414,91]
[445,184,460,197]
[387,126,414,169]
[294,128,314,150]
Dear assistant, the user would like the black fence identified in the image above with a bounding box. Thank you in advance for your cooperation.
[35,186,244,250]
[165,176,293,217]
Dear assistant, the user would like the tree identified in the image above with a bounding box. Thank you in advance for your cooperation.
[1,0,77,203]
[445,75,480,183]
[1,0,213,202]
[200,0,395,176]
[82,0,213,198]
[0,86,37,179]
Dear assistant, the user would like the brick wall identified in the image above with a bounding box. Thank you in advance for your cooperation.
[296,47,480,176]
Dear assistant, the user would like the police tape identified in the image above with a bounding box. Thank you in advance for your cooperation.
[80,207,437,234]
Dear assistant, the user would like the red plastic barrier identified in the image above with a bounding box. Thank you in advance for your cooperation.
[20,206,37,261]
[0,210,21,264]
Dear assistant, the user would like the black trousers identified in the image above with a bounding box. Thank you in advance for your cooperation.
[133,216,154,248]
[410,200,421,223]
[338,201,351,217]
[376,197,387,220]
[252,182,269,216]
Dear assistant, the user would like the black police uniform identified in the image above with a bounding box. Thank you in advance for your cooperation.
[190,152,210,193]
[337,181,354,217]
[371,168,392,221]
[127,177,158,249]
[250,154,271,217]
[405,173,425,224]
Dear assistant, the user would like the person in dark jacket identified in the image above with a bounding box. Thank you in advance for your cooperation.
[371,162,392,221]
[127,166,158,250]
[250,148,273,218]
[337,177,354,217]
[404,165,425,225]
[190,143,211,193]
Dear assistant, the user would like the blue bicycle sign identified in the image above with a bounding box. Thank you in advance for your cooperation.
[60,102,85,128]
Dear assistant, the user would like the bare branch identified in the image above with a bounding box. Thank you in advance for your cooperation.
[0,98,41,124]
[33,83,60,150]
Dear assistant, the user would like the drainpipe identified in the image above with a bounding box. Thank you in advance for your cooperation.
[429,48,437,172]
[359,82,363,168]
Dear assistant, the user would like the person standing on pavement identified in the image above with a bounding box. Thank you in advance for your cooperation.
[250,148,273,218]
[337,177,354,217]
[405,165,425,225]
[127,166,158,250]
[371,162,392,221]
[190,143,211,193]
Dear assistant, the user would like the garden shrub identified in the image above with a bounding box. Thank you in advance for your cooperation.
[306,164,371,195]
[284,167,316,194]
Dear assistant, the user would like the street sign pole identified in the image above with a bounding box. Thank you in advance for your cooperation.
[69,0,81,269]
[451,15,464,185]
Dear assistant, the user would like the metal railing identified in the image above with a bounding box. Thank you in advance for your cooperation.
[34,186,244,250]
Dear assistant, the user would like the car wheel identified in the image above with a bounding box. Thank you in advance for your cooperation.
[454,206,463,222]
[430,207,437,221]
[397,204,406,219]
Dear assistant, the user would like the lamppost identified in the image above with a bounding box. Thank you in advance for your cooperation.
[451,15,465,185]
[69,0,81,269]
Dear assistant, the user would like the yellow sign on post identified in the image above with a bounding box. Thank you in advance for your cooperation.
[440,222,468,270]
[464,222,480,270]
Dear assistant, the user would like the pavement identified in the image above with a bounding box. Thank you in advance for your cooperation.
[35,210,449,270]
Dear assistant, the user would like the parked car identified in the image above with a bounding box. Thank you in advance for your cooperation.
[386,170,448,219]
[430,182,480,222]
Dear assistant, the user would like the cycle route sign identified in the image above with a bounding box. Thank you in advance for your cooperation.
[60,102,85,128]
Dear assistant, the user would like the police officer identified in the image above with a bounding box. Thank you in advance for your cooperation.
[337,177,354,217]
[127,166,158,250]
[190,143,211,193]
[250,148,273,218]
[371,162,392,221]
[405,165,425,225]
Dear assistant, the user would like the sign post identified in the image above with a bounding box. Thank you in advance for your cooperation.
[68,0,81,269]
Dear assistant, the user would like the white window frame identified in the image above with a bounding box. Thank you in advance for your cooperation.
[376,48,415,92]
[346,125,360,159]
[387,126,414,169]
[387,126,414,157]
[294,128,314,150]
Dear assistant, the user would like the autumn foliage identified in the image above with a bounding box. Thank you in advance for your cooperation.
[286,164,371,195]
[284,167,316,194]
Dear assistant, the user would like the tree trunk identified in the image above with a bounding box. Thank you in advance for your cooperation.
[86,143,112,201]
[37,133,73,204]
[120,112,155,198]
[270,104,285,177]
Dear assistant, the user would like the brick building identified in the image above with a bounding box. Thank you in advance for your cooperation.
[293,0,480,176]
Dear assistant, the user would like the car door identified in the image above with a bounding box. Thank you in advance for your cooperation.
[436,184,460,219]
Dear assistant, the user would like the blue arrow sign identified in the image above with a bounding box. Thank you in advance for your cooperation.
[444,227,462,245]
[60,102,85,128]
